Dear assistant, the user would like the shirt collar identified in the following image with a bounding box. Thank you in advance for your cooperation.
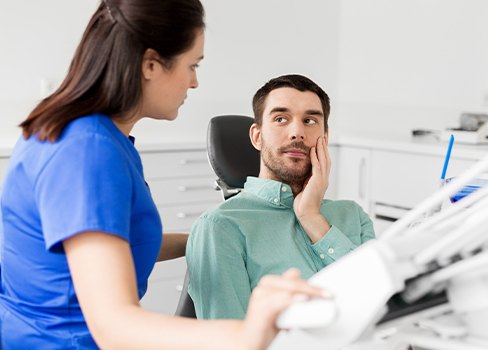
[243,177,295,208]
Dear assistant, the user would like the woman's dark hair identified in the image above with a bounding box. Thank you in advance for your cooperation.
[252,74,330,131]
[21,0,205,141]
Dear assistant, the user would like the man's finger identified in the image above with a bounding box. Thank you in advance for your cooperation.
[324,141,331,178]
[310,146,320,173]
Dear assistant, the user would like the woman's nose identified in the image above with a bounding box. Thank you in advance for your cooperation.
[190,72,199,89]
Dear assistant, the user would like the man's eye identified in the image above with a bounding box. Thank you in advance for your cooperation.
[275,117,286,123]
[305,118,317,125]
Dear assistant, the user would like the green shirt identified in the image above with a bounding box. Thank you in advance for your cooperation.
[186,177,375,319]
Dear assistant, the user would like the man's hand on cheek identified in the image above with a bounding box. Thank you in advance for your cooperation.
[293,136,331,243]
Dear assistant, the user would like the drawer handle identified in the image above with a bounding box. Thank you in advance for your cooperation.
[176,212,202,219]
[177,185,213,192]
[179,159,208,165]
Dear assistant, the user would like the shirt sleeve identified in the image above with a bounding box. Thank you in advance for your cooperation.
[186,214,251,320]
[35,134,133,252]
[310,202,376,266]
[357,204,376,243]
[310,225,356,265]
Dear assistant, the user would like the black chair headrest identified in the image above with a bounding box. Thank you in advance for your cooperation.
[207,115,260,189]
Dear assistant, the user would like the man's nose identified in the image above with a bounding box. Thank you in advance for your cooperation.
[289,121,305,140]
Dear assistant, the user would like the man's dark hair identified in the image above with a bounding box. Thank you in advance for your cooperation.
[252,74,330,130]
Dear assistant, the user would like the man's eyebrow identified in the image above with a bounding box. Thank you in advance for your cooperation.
[305,109,324,117]
[268,107,324,117]
[269,107,290,114]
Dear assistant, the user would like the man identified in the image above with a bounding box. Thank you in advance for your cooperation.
[186,74,375,319]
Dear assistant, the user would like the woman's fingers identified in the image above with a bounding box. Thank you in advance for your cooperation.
[257,269,330,299]
[243,270,332,350]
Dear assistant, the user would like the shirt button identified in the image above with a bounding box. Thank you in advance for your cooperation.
[328,248,335,255]
[281,186,287,192]
[273,198,279,203]
[319,254,325,259]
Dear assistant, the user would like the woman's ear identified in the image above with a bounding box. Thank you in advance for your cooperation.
[141,48,161,80]
[249,123,262,151]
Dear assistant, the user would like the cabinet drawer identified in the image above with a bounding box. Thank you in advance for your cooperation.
[371,150,476,208]
[148,177,222,206]
[159,202,221,231]
[140,276,184,314]
[141,150,214,180]
[140,258,187,315]
[149,257,187,280]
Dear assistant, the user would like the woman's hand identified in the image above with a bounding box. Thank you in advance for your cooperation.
[241,268,329,350]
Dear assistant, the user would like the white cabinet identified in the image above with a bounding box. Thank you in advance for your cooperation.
[370,151,477,235]
[334,140,482,236]
[335,146,372,213]
[139,147,221,315]
[371,151,476,209]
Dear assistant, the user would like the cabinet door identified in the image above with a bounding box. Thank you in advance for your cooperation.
[371,151,477,209]
[336,146,372,213]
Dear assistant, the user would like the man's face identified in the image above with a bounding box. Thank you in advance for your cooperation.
[250,87,327,185]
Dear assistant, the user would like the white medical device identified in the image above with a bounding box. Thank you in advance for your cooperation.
[273,154,488,350]
[441,113,488,144]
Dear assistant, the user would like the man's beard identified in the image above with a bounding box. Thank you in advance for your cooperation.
[261,140,312,190]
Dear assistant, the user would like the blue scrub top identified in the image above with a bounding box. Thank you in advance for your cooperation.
[0,114,163,349]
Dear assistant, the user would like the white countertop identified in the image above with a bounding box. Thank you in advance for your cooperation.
[0,138,207,157]
[330,132,488,160]
[2,132,488,160]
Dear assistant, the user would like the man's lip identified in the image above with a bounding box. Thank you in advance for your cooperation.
[284,149,308,157]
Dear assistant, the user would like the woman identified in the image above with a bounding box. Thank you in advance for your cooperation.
[0,0,325,349]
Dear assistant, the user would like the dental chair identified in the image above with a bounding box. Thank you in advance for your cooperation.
[175,115,259,317]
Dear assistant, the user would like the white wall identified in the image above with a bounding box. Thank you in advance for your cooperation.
[135,0,341,142]
[2,1,488,143]
[0,1,99,143]
[0,0,340,144]
[335,0,488,137]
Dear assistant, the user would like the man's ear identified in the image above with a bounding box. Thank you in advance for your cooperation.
[249,123,262,151]
[141,48,162,80]
[325,129,329,145]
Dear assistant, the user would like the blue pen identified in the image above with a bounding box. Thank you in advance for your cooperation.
[441,134,454,180]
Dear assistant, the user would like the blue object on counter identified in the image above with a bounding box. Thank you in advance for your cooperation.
[446,177,488,202]
[441,134,454,180]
